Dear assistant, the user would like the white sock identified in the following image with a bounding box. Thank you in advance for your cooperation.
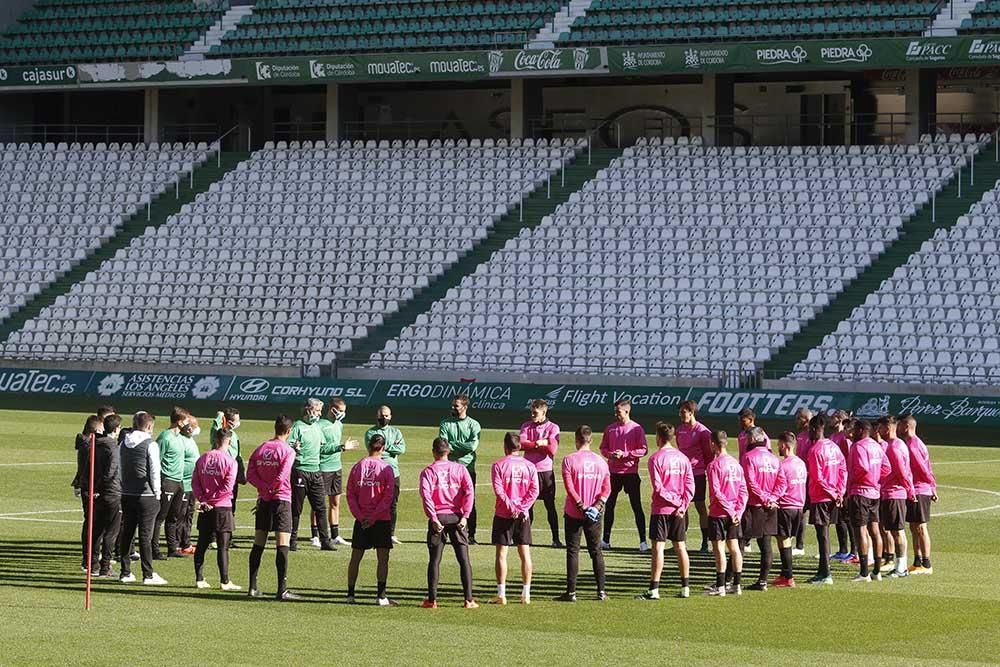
[497,583,506,598]
[649,587,660,598]
[521,584,530,600]
[897,554,907,573]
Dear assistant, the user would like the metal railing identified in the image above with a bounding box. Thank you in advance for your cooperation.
[0,124,144,145]
[341,118,511,142]
[160,123,221,145]
[273,121,326,144]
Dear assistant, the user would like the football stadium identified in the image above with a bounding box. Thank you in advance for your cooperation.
[2,0,1000,664]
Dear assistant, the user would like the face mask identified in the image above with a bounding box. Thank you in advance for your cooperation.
[450,408,460,418]
[191,426,201,437]
[179,424,194,437]
[229,420,240,431]
[333,410,345,422]
[307,414,319,424]
[377,417,389,428]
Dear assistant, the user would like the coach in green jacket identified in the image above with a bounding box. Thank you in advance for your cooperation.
[438,394,481,543]
[364,405,406,544]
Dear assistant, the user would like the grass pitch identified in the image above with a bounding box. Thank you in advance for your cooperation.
[1,409,999,666]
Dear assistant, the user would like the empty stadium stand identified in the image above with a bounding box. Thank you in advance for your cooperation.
[363,135,980,379]
[961,0,1000,31]
[210,0,557,56]
[0,138,584,366]
[0,0,226,66]
[791,164,1000,386]
[560,0,935,44]
[0,141,213,323]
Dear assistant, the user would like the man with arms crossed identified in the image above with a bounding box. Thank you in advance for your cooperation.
[418,437,476,609]
[520,399,562,547]
[246,415,299,600]
[636,422,694,600]
[489,432,539,605]
[600,398,649,552]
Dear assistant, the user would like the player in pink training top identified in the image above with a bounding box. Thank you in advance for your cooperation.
[345,434,398,607]
[557,426,611,603]
[792,407,813,555]
[599,398,649,552]
[489,432,540,605]
[192,429,239,591]
[876,415,916,578]
[899,414,937,575]
[706,430,748,597]
[828,411,857,564]
[636,422,694,601]
[805,414,847,586]
[742,427,781,592]
[418,437,476,609]
[520,399,562,547]
[245,415,298,600]
[847,420,890,582]
[676,399,714,553]
[772,432,806,588]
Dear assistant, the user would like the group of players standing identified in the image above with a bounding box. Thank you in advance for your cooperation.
[74,393,938,605]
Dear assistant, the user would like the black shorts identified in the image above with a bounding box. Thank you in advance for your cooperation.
[848,495,880,527]
[537,470,556,500]
[777,508,803,538]
[880,498,907,531]
[492,515,532,546]
[809,501,838,526]
[323,470,342,496]
[708,516,741,541]
[197,507,234,534]
[255,499,293,534]
[427,513,470,548]
[649,514,687,543]
[352,519,393,551]
[905,495,932,524]
[693,475,707,503]
[743,505,777,539]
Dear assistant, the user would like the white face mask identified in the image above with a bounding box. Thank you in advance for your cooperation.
[191,426,201,438]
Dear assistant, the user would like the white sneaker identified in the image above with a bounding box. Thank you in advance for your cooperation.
[196,580,211,589]
[376,597,399,607]
[332,536,351,546]
[743,542,753,554]
[851,574,871,583]
[600,540,611,551]
[792,548,806,557]
[725,583,742,596]
[638,541,650,553]
[390,536,402,545]
[143,573,168,586]
[220,581,243,592]
[679,586,690,599]
[310,536,321,548]
[119,572,136,584]
[872,573,883,582]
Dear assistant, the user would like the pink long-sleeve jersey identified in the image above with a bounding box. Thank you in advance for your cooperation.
[743,446,781,507]
[708,452,748,521]
[777,455,807,509]
[648,446,695,516]
[737,428,771,461]
[562,449,611,520]
[519,420,560,473]
[600,420,647,475]
[418,459,474,519]
[346,456,396,522]
[829,431,851,460]
[807,439,847,503]
[796,431,813,466]
[246,438,296,502]
[881,437,916,500]
[492,455,539,519]
[676,421,713,475]
[906,435,937,496]
[847,437,890,500]
[192,449,236,509]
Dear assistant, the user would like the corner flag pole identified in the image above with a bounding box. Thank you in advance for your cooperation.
[85,433,95,610]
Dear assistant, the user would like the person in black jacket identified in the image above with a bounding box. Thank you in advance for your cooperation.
[87,414,123,577]
[75,415,104,571]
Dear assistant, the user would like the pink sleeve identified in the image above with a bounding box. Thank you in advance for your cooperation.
[562,459,580,507]
[743,459,767,505]
[345,466,359,517]
[736,473,749,518]
[524,465,540,511]
[683,463,695,509]
[519,424,534,449]
[896,447,916,497]
[192,463,205,502]
[279,449,295,490]
[245,452,261,491]
[773,465,788,504]
[459,467,475,518]
[599,470,611,502]
[374,467,396,517]
[223,458,237,494]
[544,424,559,458]
[700,430,714,466]
[632,426,648,460]
[649,458,673,507]
[492,463,518,517]
[599,428,613,459]
[418,469,436,520]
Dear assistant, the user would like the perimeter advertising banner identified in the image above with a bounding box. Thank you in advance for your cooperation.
[2,367,997,427]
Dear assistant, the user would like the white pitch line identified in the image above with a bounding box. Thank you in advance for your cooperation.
[935,459,1000,466]
[0,461,75,467]
[0,508,82,518]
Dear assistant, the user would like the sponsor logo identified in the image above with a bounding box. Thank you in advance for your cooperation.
[684,49,701,68]
[0,68,7,82]
[820,43,873,64]
[488,50,504,74]
[192,376,221,400]
[255,62,271,80]
[309,60,325,78]
[429,58,484,74]
[367,60,420,76]
[905,41,952,62]
[0,368,78,395]
[512,49,564,71]
[20,65,76,85]
[97,374,126,396]
[621,50,639,71]
[308,59,357,79]
[573,47,590,71]
[696,391,835,417]
[967,39,1000,60]
[683,47,730,69]
[385,382,511,409]
[898,396,1000,424]
[526,385,566,409]
[855,395,890,419]
[756,45,808,66]
[239,378,271,394]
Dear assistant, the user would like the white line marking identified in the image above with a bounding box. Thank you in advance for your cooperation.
[0,508,81,518]
[935,459,1000,465]
[0,461,75,467]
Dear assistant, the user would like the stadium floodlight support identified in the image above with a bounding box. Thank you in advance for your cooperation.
[84,432,95,611]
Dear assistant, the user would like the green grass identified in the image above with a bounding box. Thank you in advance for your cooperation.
[2,409,999,665]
